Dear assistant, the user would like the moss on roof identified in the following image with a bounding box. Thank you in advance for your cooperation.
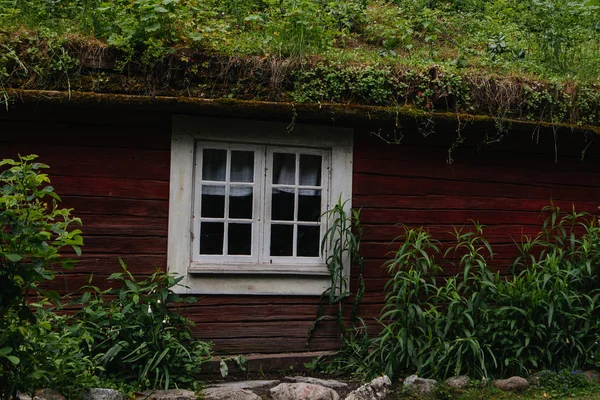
[1,0,599,133]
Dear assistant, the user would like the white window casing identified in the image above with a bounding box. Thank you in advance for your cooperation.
[168,115,353,295]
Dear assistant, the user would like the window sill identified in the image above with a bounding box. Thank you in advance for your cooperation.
[175,273,331,296]
[189,263,330,276]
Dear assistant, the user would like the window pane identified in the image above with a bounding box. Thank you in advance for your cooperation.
[229,187,253,219]
[271,224,293,256]
[231,151,254,183]
[299,154,322,186]
[298,225,320,257]
[273,153,296,185]
[271,188,294,221]
[298,189,321,222]
[228,223,252,255]
[202,149,227,181]
[201,185,225,218]
[200,222,224,255]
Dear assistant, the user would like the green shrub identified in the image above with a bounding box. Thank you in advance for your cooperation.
[0,154,83,398]
[359,205,600,380]
[76,260,212,390]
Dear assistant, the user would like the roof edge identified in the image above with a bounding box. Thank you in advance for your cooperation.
[5,89,600,135]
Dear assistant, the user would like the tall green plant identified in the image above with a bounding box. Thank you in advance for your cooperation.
[0,154,83,398]
[365,207,600,380]
[308,198,364,342]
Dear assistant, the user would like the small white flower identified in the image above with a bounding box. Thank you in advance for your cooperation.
[148,305,152,314]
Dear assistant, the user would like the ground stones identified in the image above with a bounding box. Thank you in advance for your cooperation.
[403,375,437,396]
[82,388,125,400]
[285,376,349,389]
[345,376,392,400]
[270,383,340,400]
[493,376,530,392]
[444,376,469,390]
[202,387,262,400]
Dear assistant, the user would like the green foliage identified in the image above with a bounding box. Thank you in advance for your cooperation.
[1,0,599,130]
[538,369,592,398]
[0,154,84,398]
[0,156,212,395]
[76,260,212,390]
[1,303,102,398]
[344,205,600,381]
[309,199,365,341]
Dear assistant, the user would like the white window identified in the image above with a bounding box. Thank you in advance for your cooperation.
[168,116,353,295]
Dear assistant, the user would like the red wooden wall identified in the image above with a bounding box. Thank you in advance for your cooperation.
[1,105,599,356]
[352,124,600,325]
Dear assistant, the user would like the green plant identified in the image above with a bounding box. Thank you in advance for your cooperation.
[359,205,600,381]
[538,369,593,398]
[2,302,103,398]
[308,198,364,341]
[76,260,212,390]
[0,154,83,398]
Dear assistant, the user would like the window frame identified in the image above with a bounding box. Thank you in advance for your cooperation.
[168,115,353,295]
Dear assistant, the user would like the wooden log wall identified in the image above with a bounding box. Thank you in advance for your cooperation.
[0,106,342,355]
[1,105,599,356]
[353,124,600,326]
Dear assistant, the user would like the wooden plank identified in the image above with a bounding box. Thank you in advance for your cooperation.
[77,215,168,236]
[353,195,598,213]
[353,173,600,201]
[194,320,341,339]
[359,223,545,242]
[359,209,545,225]
[207,336,340,354]
[51,176,169,199]
[61,196,168,217]
[353,157,600,190]
[63,236,167,255]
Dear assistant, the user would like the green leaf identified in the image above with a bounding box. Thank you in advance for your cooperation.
[0,347,12,356]
[219,360,228,377]
[7,355,20,365]
[145,23,161,32]
[4,253,22,262]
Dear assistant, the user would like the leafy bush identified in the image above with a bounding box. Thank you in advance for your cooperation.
[76,260,212,390]
[359,206,600,380]
[2,302,102,398]
[0,154,83,398]
[0,154,99,397]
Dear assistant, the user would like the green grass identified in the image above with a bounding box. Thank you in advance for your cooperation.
[0,0,599,128]
[2,0,598,82]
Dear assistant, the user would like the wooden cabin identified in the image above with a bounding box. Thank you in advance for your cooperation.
[1,90,598,367]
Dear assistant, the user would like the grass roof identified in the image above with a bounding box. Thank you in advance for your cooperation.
[1,0,599,132]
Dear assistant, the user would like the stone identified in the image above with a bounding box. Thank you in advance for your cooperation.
[584,370,600,384]
[135,389,196,400]
[33,389,66,400]
[270,383,340,400]
[345,376,392,400]
[493,376,529,392]
[82,388,125,400]
[527,372,542,386]
[17,393,32,400]
[403,375,437,397]
[285,376,349,389]
[207,380,279,390]
[444,375,469,389]
[202,387,262,400]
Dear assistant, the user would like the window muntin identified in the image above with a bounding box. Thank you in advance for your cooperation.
[192,142,329,268]
[265,148,329,265]
[192,143,262,263]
